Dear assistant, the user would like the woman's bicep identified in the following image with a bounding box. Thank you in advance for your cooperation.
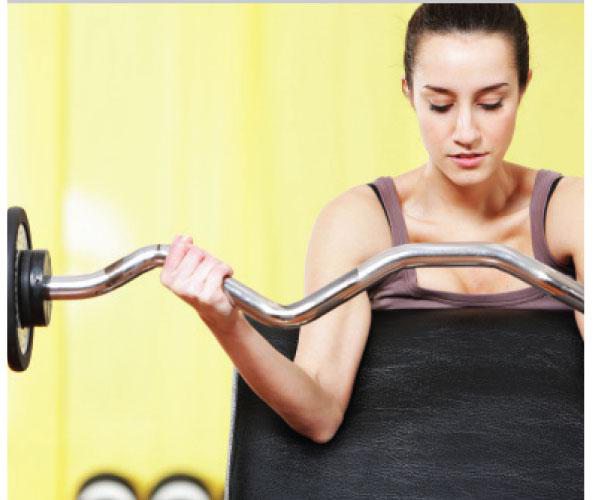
[293,187,386,415]
[295,293,372,418]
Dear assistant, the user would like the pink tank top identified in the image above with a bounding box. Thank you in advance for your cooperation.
[367,169,576,310]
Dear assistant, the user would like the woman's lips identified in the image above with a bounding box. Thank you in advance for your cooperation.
[448,152,489,168]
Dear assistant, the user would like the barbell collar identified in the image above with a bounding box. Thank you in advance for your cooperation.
[19,249,52,327]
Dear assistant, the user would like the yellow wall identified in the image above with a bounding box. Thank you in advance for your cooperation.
[8,4,583,499]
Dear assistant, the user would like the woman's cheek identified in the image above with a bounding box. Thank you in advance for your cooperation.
[484,109,517,156]
[418,114,450,158]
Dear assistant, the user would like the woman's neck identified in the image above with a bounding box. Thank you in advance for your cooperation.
[406,161,521,223]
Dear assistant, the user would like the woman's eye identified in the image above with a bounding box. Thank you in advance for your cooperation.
[429,103,452,113]
[429,101,502,113]
[479,101,503,111]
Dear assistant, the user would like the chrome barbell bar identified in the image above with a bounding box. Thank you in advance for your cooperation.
[44,242,584,328]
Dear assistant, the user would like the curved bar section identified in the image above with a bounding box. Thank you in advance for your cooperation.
[43,243,584,327]
[223,243,584,327]
[357,243,583,311]
[44,245,170,300]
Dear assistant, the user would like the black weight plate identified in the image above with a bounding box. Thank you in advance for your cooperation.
[7,207,34,372]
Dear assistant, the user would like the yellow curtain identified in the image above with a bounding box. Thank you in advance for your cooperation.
[8,4,583,499]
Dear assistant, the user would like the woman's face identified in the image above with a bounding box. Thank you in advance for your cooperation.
[406,31,528,185]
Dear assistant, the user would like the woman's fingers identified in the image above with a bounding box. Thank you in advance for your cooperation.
[188,254,221,292]
[162,235,189,269]
[161,237,236,321]
[173,246,206,282]
[161,235,194,285]
[198,262,235,310]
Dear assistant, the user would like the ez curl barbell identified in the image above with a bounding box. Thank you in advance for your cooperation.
[7,206,584,372]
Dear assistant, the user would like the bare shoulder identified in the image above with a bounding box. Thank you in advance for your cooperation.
[306,184,391,279]
[322,184,389,230]
[312,184,392,257]
[545,174,584,266]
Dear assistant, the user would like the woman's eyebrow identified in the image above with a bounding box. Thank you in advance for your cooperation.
[423,83,509,95]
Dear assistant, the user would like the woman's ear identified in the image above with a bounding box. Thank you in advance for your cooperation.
[526,69,533,89]
[519,69,533,102]
[402,78,414,107]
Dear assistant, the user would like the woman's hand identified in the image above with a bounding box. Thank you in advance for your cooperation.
[160,235,239,333]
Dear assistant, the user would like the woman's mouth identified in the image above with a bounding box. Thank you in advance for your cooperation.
[448,152,489,168]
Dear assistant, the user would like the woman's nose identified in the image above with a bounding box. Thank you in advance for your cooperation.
[451,107,481,148]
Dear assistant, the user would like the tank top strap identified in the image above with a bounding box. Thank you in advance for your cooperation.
[370,177,410,246]
[529,169,573,272]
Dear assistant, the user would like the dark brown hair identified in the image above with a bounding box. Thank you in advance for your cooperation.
[404,4,529,91]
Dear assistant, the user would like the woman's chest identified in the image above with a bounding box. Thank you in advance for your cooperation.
[405,210,534,295]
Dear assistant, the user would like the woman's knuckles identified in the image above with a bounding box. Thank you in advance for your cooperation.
[218,262,233,276]
[161,241,234,315]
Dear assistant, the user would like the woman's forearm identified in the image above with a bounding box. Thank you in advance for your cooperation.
[159,239,342,442]
[204,311,343,443]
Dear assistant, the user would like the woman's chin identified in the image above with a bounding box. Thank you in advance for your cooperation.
[442,162,494,186]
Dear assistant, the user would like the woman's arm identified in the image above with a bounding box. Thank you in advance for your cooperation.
[571,179,584,337]
[546,176,584,337]
[294,186,391,432]
[160,186,387,442]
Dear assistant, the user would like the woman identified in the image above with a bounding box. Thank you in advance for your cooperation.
[160,4,583,444]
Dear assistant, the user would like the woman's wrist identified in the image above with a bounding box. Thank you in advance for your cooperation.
[199,308,248,338]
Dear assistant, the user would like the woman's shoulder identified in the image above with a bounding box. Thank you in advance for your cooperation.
[500,164,582,257]
[545,172,583,267]
[311,183,392,261]
[323,182,385,216]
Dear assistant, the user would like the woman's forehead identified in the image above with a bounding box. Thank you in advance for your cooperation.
[413,32,517,91]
